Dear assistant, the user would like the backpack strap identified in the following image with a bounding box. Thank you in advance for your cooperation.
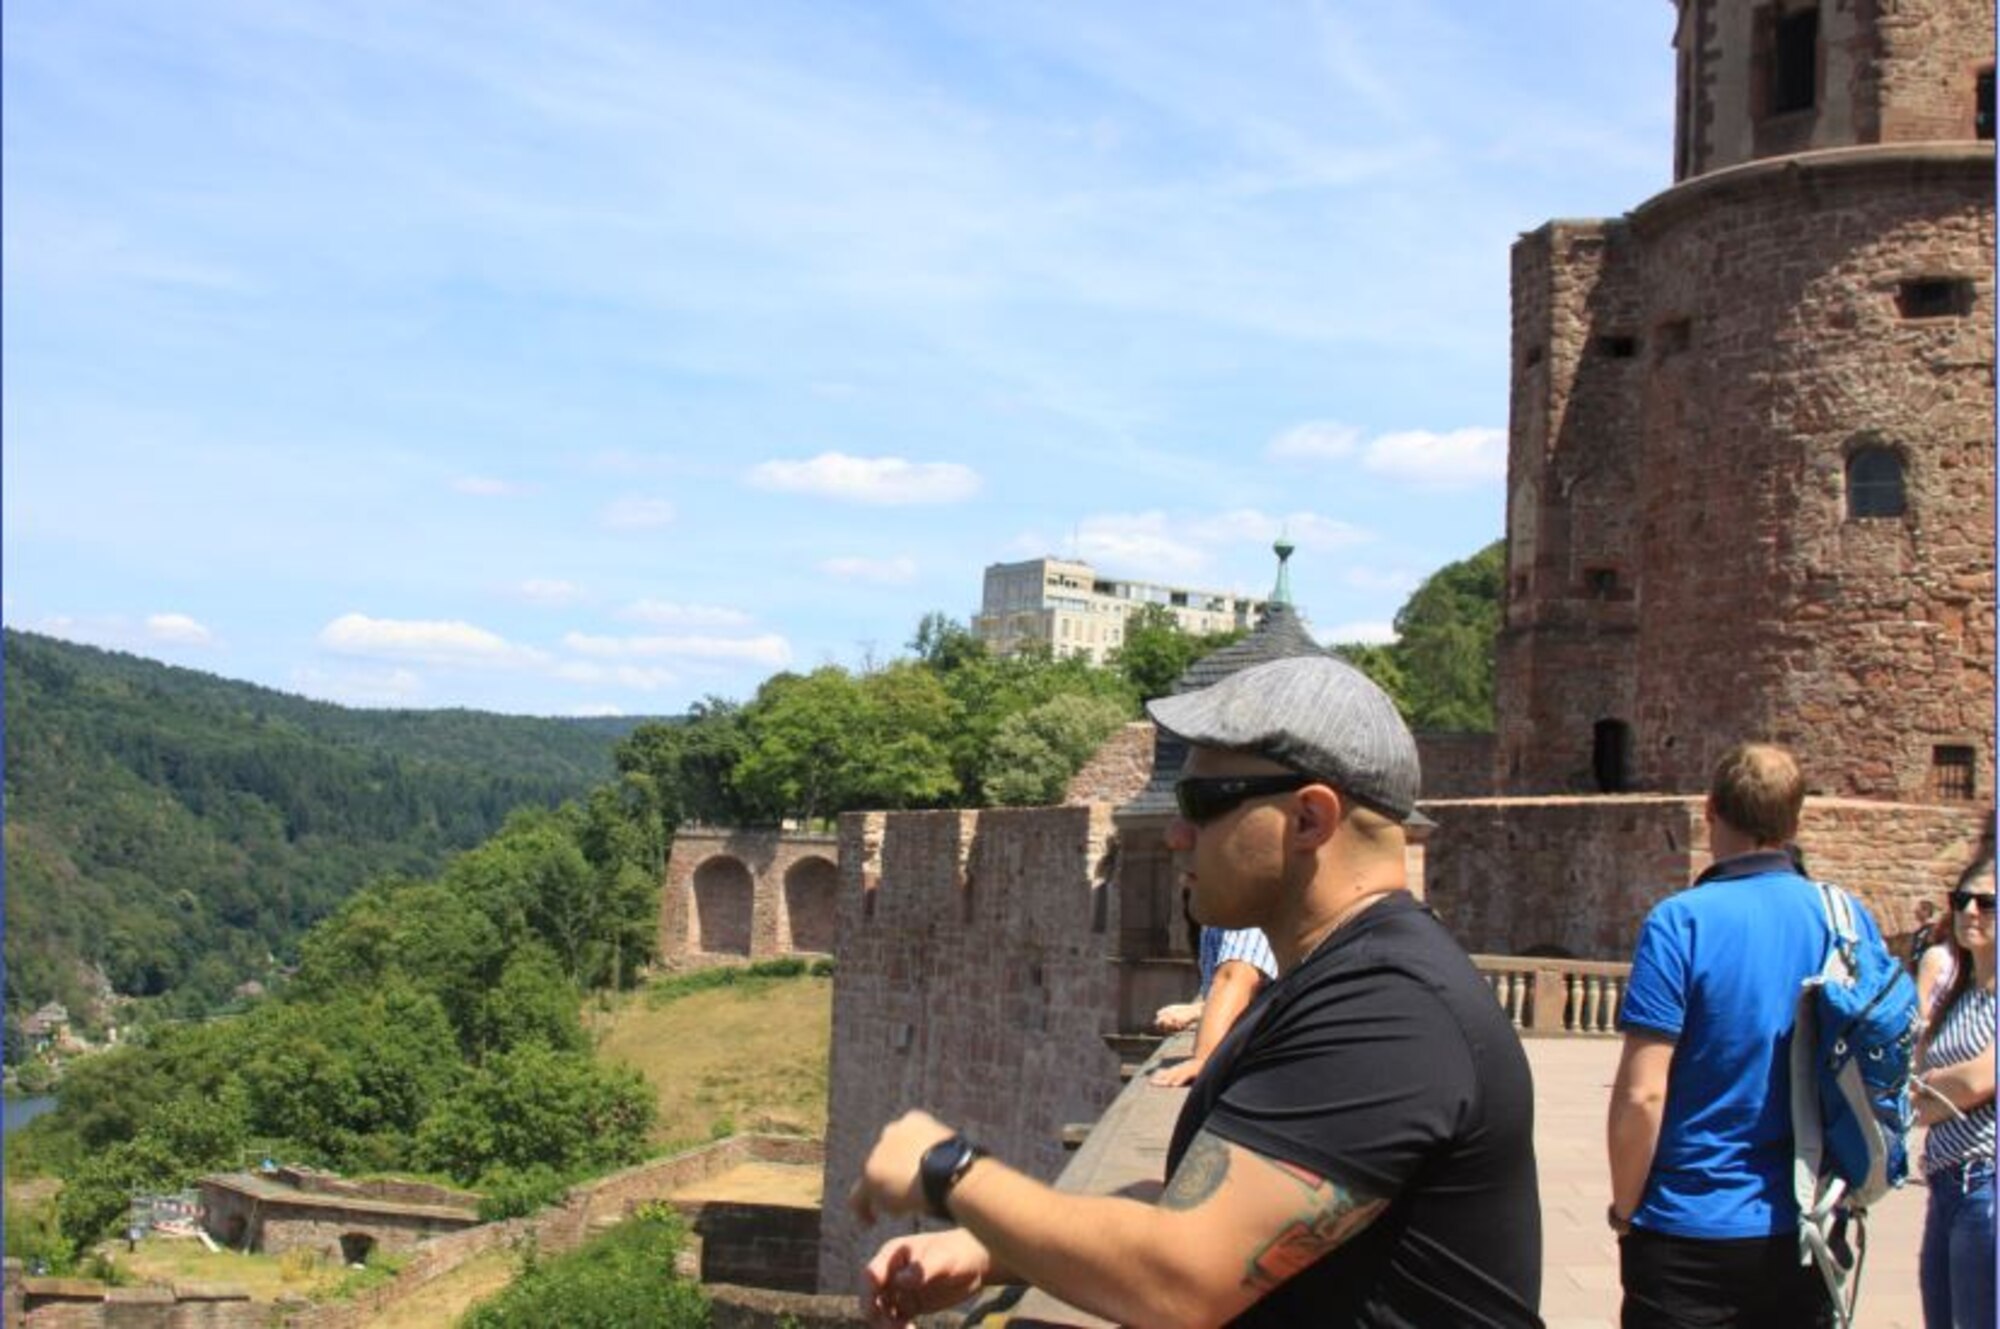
[1793,881,1848,1261]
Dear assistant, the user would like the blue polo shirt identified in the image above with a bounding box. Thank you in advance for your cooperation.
[1620,850,1879,1239]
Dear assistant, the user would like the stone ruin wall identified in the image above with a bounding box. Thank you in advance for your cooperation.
[660,829,841,967]
[1061,721,1155,806]
[1497,218,1645,796]
[817,806,1123,1293]
[1424,795,1989,960]
[1414,732,1500,799]
[1500,148,1994,802]
[1628,150,1994,800]
[1677,0,1996,174]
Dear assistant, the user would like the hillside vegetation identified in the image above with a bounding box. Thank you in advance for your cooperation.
[3,629,639,1020]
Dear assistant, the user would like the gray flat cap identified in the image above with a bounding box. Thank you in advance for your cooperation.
[1145,654,1421,820]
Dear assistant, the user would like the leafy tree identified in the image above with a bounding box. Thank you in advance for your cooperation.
[731,669,865,824]
[3,627,632,1021]
[982,693,1134,806]
[461,1204,707,1329]
[1330,642,1411,715]
[934,646,1137,804]
[907,612,988,673]
[612,699,752,831]
[1110,605,1245,701]
[1390,540,1503,731]
[848,663,959,811]
[413,1042,654,1183]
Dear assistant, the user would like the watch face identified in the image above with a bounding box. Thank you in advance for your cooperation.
[921,1135,973,1218]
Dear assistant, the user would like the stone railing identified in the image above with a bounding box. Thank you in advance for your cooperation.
[1471,956,1631,1036]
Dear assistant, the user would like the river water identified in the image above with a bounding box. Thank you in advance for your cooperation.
[3,1094,57,1136]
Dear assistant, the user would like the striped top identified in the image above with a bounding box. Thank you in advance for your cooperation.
[1197,926,1278,995]
[1921,983,1996,1175]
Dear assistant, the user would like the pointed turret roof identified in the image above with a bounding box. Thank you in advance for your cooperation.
[1119,540,1333,818]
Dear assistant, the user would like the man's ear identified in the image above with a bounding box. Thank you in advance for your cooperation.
[1292,783,1344,851]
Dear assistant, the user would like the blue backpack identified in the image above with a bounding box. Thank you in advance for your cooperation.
[1789,881,1920,1328]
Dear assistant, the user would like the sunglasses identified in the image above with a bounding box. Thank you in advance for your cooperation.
[1950,889,1997,915]
[1174,773,1316,824]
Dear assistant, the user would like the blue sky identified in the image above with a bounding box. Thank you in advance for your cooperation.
[3,2,1675,716]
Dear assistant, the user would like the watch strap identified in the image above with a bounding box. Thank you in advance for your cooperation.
[920,1134,989,1220]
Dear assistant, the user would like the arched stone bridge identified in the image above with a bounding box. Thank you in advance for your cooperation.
[659,829,840,966]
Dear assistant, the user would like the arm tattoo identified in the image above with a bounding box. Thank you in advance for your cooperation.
[1160,1133,1230,1210]
[1242,1166,1387,1292]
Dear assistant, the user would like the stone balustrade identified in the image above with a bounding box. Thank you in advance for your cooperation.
[1472,955,1630,1036]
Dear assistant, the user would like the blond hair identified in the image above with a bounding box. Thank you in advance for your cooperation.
[1708,742,1804,846]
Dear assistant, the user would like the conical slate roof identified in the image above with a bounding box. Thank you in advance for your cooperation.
[1118,545,1332,819]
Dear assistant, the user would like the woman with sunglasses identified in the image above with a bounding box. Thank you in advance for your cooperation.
[1912,849,1995,1329]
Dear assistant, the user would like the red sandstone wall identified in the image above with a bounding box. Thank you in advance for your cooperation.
[1628,150,1994,799]
[818,807,1122,1292]
[1415,732,1500,798]
[1498,220,1644,795]
[1501,148,1994,803]
[1677,0,1994,174]
[660,831,841,967]
[1424,795,1987,959]
[1063,722,1155,807]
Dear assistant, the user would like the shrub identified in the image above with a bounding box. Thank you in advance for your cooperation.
[460,1206,706,1329]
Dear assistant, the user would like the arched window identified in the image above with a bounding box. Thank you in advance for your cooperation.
[1846,447,1905,519]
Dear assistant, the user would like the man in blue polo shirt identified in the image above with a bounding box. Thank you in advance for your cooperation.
[1607,742,1880,1328]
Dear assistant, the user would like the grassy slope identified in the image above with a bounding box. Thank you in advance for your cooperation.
[587,969,833,1151]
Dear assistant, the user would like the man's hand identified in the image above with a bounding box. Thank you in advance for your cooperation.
[1153,1000,1204,1034]
[1149,1055,1206,1088]
[862,1228,993,1328]
[849,1110,957,1225]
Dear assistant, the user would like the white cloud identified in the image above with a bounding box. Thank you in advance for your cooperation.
[146,612,214,646]
[747,453,981,505]
[453,475,529,497]
[1320,620,1398,646]
[1360,428,1507,488]
[820,555,918,585]
[617,599,753,627]
[567,702,628,717]
[318,613,546,668]
[1268,425,1508,490]
[1027,507,1373,584]
[1265,421,1360,461]
[560,631,792,666]
[552,662,682,690]
[1185,509,1370,552]
[517,578,583,605]
[1068,512,1208,577]
[601,496,677,530]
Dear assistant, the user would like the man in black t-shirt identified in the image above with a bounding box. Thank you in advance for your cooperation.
[848,655,1543,1327]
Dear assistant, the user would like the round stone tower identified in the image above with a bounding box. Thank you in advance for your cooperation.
[1496,0,1994,803]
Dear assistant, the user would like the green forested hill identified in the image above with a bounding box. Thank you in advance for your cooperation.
[3,629,647,1020]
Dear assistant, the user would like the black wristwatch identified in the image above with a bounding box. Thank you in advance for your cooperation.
[919,1133,989,1220]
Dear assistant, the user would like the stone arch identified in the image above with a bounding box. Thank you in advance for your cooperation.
[339,1233,376,1267]
[783,856,839,954]
[691,855,754,956]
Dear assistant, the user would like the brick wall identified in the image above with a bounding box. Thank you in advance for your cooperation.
[818,807,1122,1292]
[1062,723,1156,807]
[1424,794,1988,960]
[1501,144,1994,804]
[1677,0,1994,174]
[688,1204,819,1293]
[660,831,841,967]
[1414,732,1499,798]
